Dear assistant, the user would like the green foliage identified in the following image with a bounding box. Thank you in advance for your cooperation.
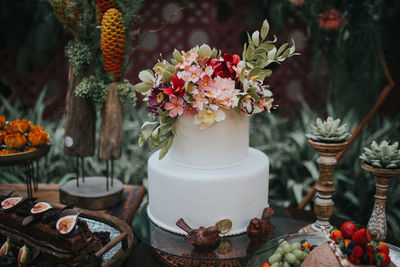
[250,104,400,238]
[306,116,351,143]
[75,76,108,111]
[65,41,91,76]
[246,0,400,119]
[360,140,400,169]
[118,79,137,106]
[0,92,154,186]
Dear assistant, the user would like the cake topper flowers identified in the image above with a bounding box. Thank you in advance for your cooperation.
[135,20,298,159]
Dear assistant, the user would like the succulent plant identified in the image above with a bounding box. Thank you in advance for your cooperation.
[306,116,351,143]
[360,140,400,169]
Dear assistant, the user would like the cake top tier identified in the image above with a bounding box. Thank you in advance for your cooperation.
[135,19,298,159]
[166,109,249,169]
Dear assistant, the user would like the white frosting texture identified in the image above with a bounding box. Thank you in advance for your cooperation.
[147,148,269,236]
[167,109,249,169]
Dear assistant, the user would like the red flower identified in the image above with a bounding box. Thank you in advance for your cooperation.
[317,8,346,31]
[208,58,232,79]
[223,53,240,65]
[164,74,185,97]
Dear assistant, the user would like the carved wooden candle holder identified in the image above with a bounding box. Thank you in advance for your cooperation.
[362,161,400,240]
[300,139,348,233]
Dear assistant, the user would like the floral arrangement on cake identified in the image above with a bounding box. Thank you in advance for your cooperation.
[135,20,298,159]
[0,115,50,155]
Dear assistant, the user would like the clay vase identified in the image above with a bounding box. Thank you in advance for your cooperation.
[64,65,96,157]
[362,161,400,240]
[300,139,348,233]
[99,82,123,160]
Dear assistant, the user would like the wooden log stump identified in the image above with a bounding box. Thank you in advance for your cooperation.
[64,65,96,157]
[99,82,123,160]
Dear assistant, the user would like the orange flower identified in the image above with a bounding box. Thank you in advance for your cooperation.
[30,125,45,132]
[318,8,346,31]
[8,119,31,134]
[28,130,50,146]
[4,133,27,148]
[0,149,19,155]
[0,115,5,129]
[0,129,10,144]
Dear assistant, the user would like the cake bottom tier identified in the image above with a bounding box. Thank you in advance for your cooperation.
[147,147,269,236]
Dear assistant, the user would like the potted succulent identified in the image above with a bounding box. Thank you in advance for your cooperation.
[360,140,400,239]
[300,117,351,233]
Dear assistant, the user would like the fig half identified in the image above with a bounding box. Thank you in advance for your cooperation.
[56,214,79,235]
[1,197,24,210]
[30,202,52,214]
[17,245,30,267]
[0,239,10,256]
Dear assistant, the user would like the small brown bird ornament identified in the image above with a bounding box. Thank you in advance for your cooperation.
[176,218,221,251]
[247,206,275,242]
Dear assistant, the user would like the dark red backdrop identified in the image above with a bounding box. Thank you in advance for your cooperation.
[0,0,338,119]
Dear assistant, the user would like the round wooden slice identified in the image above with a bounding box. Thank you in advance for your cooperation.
[59,176,123,210]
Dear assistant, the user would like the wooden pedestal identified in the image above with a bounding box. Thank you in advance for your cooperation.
[59,176,123,210]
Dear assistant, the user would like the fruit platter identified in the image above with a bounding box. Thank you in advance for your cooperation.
[0,191,134,267]
[248,222,400,267]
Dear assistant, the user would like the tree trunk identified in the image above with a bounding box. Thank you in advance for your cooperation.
[99,82,123,160]
[64,65,96,157]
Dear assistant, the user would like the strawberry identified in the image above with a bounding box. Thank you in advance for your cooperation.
[344,239,351,248]
[366,242,376,253]
[366,251,374,265]
[330,229,343,243]
[352,228,372,245]
[350,255,361,265]
[341,222,358,238]
[352,245,364,258]
[375,252,391,267]
[301,242,311,249]
[378,242,389,255]
[262,263,271,267]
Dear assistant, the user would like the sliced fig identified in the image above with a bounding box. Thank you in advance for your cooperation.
[30,202,52,214]
[1,197,24,210]
[0,239,11,256]
[56,214,80,235]
[17,245,30,267]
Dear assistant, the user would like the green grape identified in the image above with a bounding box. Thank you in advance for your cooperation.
[285,253,297,264]
[293,249,303,259]
[299,251,307,261]
[269,253,282,264]
[292,242,301,250]
[278,238,285,243]
[280,241,289,247]
[282,261,291,267]
[271,262,280,267]
[293,259,302,267]
[282,244,292,253]
[303,247,310,253]
[276,247,284,255]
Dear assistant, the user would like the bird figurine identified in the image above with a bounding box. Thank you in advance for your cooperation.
[176,218,221,251]
[247,207,275,242]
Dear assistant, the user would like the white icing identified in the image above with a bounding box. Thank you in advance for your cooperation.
[147,148,269,236]
[167,109,249,169]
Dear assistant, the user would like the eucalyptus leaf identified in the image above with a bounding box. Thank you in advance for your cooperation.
[133,82,152,93]
[261,19,269,40]
[138,69,154,84]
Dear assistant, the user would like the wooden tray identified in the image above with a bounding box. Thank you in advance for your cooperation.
[0,144,50,166]
[0,203,133,267]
